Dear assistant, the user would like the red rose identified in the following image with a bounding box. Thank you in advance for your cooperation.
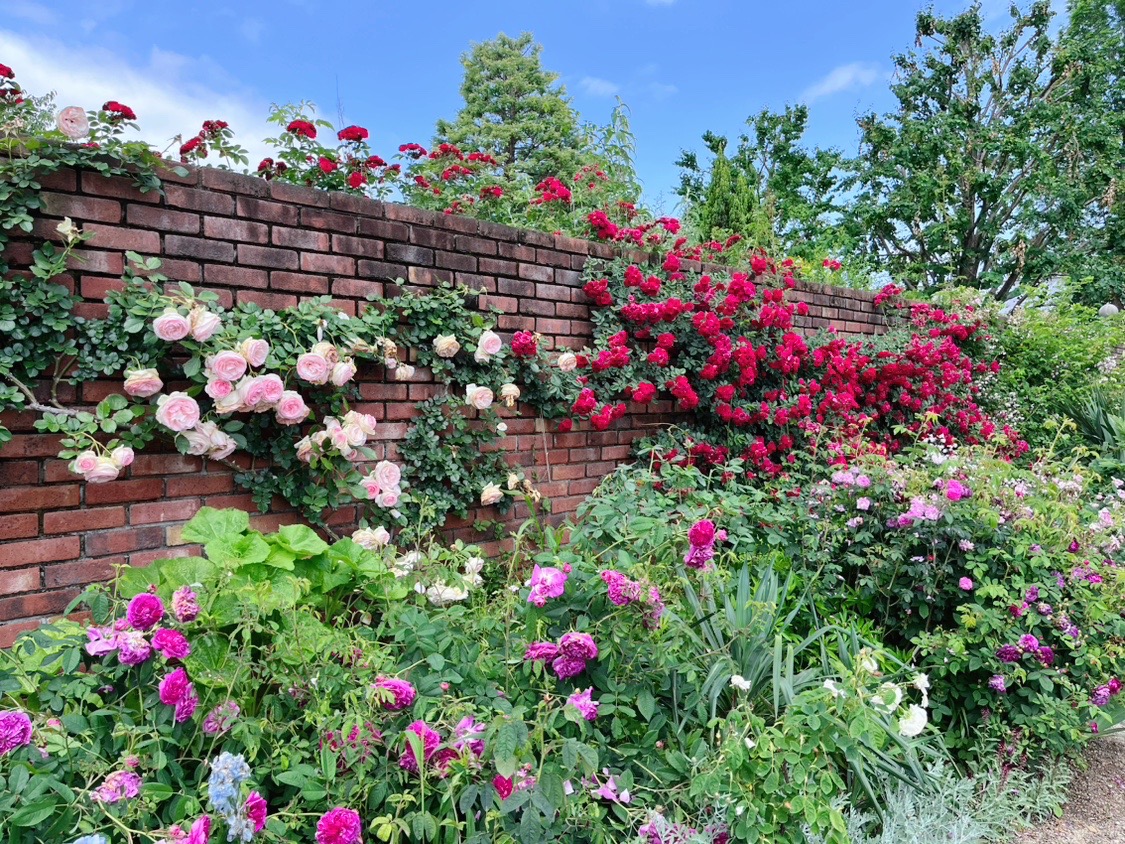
[102,101,136,121]
[347,171,366,189]
[557,418,574,433]
[179,136,204,157]
[0,64,14,79]
[256,157,274,172]
[286,119,317,139]
[318,156,338,174]
[632,382,657,403]
[337,125,369,142]
[494,775,514,800]
[511,331,538,358]
[647,348,670,366]
[716,385,735,402]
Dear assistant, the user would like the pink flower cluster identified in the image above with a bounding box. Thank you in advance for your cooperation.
[203,701,240,736]
[524,631,599,679]
[296,342,358,387]
[600,570,665,628]
[297,411,382,467]
[372,676,416,711]
[70,445,134,484]
[159,666,199,722]
[684,519,726,570]
[152,306,222,344]
[359,457,403,510]
[321,722,384,772]
[92,769,142,803]
[528,563,570,607]
[889,496,943,528]
[397,719,473,776]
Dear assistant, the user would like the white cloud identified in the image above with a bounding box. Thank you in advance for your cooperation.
[799,62,882,103]
[0,29,276,165]
[8,0,56,25]
[579,76,620,97]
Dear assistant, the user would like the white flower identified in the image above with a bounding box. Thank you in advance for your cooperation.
[499,383,520,407]
[426,581,469,606]
[912,674,930,707]
[464,556,485,576]
[557,352,578,372]
[496,422,508,435]
[56,217,81,243]
[352,526,391,550]
[508,473,521,490]
[475,329,502,362]
[898,704,928,737]
[871,682,903,714]
[858,650,879,673]
[433,334,461,358]
[729,675,751,691]
[823,679,846,699]
[480,483,504,506]
[465,383,494,410]
[394,364,416,381]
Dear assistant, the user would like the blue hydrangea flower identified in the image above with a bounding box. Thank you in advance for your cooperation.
[71,836,109,844]
[207,751,251,819]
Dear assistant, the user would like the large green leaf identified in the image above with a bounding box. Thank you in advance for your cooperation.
[273,524,329,559]
[205,533,272,570]
[181,507,250,545]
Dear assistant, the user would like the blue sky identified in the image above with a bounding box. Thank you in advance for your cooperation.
[1,0,1061,213]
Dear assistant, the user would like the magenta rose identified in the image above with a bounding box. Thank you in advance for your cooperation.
[187,816,211,844]
[153,308,192,342]
[0,710,33,756]
[275,390,310,425]
[152,628,191,660]
[124,367,163,397]
[159,667,191,705]
[373,676,417,711]
[296,352,331,385]
[245,792,268,832]
[172,586,200,622]
[207,350,248,383]
[155,392,201,432]
[316,807,363,844]
[126,592,165,631]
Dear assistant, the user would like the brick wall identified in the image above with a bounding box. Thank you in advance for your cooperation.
[0,164,886,645]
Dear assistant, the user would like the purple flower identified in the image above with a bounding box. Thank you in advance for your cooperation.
[1018,634,1040,653]
[1037,602,1053,616]
[528,564,569,607]
[988,675,1007,694]
[958,577,973,591]
[1008,603,1028,618]
[316,807,362,844]
[559,632,598,660]
[93,770,142,803]
[1092,685,1112,707]
[524,642,560,663]
[551,655,588,680]
[645,587,665,630]
[452,716,485,757]
[159,667,192,706]
[856,497,872,511]
[0,710,33,756]
[567,687,599,721]
[174,690,198,723]
[117,630,153,666]
[126,592,165,631]
[152,628,191,660]
[601,570,643,606]
[202,701,240,736]
[172,586,200,622]
[373,677,416,711]
[1037,646,1056,666]
[683,543,715,569]
[1110,678,1122,695]
[996,645,1021,663]
[398,720,440,774]
[1024,586,1040,603]
[945,479,970,501]
[85,625,119,657]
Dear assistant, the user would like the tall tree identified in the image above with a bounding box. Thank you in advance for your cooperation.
[844,1,1123,299]
[676,106,845,258]
[434,33,585,185]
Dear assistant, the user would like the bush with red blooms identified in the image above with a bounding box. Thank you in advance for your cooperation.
[557,255,1025,477]
[177,119,247,167]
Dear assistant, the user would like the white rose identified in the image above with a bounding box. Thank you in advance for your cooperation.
[871,682,903,714]
[499,384,520,407]
[330,358,358,387]
[426,580,469,606]
[433,334,461,358]
[557,352,578,372]
[898,704,928,737]
[394,364,416,381]
[465,383,494,410]
[480,483,503,506]
[352,527,391,550]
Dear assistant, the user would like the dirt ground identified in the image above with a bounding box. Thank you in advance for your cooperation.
[1014,733,1125,844]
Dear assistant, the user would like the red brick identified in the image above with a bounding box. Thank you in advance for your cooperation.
[166,473,235,497]
[83,223,162,252]
[165,235,234,262]
[0,589,81,624]
[127,205,201,233]
[238,244,298,269]
[357,260,407,280]
[84,526,165,556]
[0,536,80,567]
[84,478,163,506]
[332,234,382,257]
[0,485,79,513]
[204,493,258,510]
[81,276,126,300]
[436,251,477,272]
[66,249,124,275]
[386,243,434,266]
[237,290,298,310]
[38,169,77,191]
[300,208,357,232]
[157,258,203,282]
[271,181,330,207]
[204,217,269,243]
[0,460,37,485]
[454,235,497,256]
[41,192,121,223]
[44,558,122,588]
[165,185,235,215]
[272,272,328,294]
[43,507,126,534]
[300,252,354,275]
[201,167,269,195]
[358,218,409,241]
[517,262,553,282]
[129,498,201,525]
[237,196,298,224]
[0,514,38,540]
[203,263,269,290]
[332,278,384,299]
[273,227,329,250]
[0,619,45,648]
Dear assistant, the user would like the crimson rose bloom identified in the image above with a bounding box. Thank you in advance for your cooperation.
[0,64,14,79]
[318,156,338,174]
[180,137,203,157]
[347,171,366,189]
[511,331,537,357]
[102,101,137,121]
[337,125,369,142]
[286,119,317,139]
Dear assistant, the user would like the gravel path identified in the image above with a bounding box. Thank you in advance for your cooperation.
[1013,733,1125,844]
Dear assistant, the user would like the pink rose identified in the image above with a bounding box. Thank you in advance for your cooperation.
[374,460,401,490]
[475,329,503,362]
[155,392,201,432]
[296,352,330,385]
[85,456,121,484]
[343,411,377,436]
[239,338,270,368]
[361,475,380,498]
[275,391,310,425]
[205,379,233,400]
[258,373,284,405]
[206,428,237,460]
[341,423,366,447]
[123,368,163,398]
[180,426,212,456]
[56,106,89,139]
[295,435,314,462]
[311,341,339,365]
[110,446,134,468]
[465,384,494,410]
[238,377,269,410]
[72,450,99,475]
[187,815,211,844]
[330,359,358,387]
[153,309,191,342]
[189,308,222,342]
[376,488,400,508]
[207,350,248,383]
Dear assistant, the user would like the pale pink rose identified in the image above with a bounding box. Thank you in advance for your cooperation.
[189,308,222,342]
[374,460,401,490]
[433,334,460,358]
[110,446,134,468]
[352,526,391,549]
[330,359,358,387]
[155,392,200,432]
[123,368,163,398]
[207,350,247,383]
[206,428,237,460]
[384,357,398,370]
[361,476,381,498]
[500,384,520,407]
[180,426,212,456]
[275,391,310,425]
[72,450,99,474]
[213,390,243,415]
[376,487,400,508]
[480,483,503,506]
[205,379,233,400]
[295,435,314,462]
[465,384,494,410]
[311,342,339,365]
[341,423,367,447]
[85,456,121,484]
[343,411,377,436]
[394,364,416,381]
[258,373,284,405]
[557,352,578,373]
[239,338,270,368]
[296,352,330,385]
[327,421,351,452]
[56,106,89,140]
[475,329,503,363]
[239,377,269,410]
[153,309,191,342]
